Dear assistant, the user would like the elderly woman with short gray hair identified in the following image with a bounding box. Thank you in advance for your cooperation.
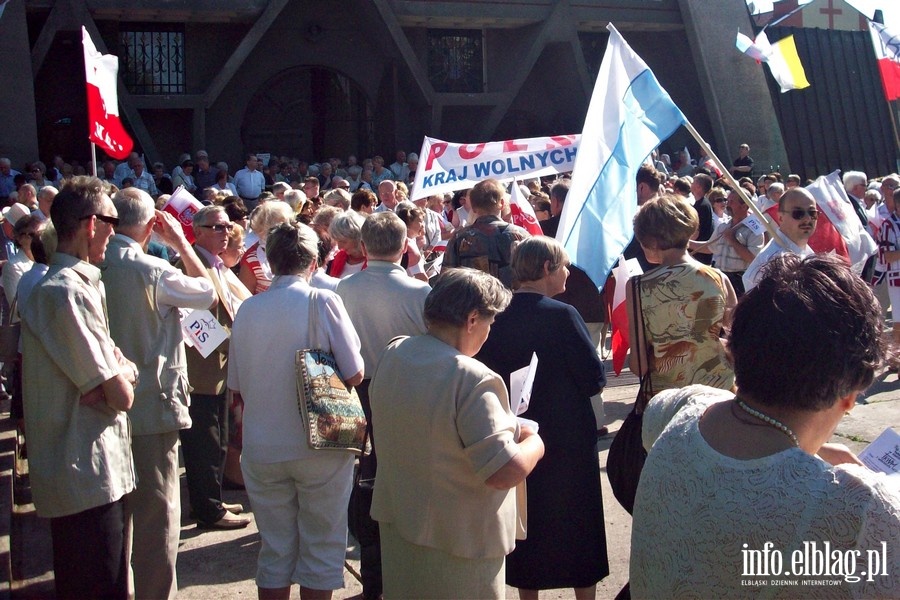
[327,209,366,278]
[369,268,545,599]
[228,221,364,600]
[477,236,609,599]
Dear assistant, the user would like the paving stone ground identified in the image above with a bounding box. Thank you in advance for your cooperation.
[3,358,898,599]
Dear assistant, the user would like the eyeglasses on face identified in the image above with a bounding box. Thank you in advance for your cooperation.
[780,207,818,220]
[80,213,120,226]
[200,223,233,232]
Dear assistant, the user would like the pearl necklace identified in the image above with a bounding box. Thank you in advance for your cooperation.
[735,399,800,448]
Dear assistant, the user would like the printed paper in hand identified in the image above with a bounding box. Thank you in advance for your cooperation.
[181,309,228,359]
[509,352,538,416]
[858,427,900,478]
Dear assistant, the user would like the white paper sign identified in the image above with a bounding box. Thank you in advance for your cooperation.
[180,309,228,359]
[742,213,766,236]
[859,427,900,478]
[509,352,538,416]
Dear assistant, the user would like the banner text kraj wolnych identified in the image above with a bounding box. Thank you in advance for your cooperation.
[411,135,581,200]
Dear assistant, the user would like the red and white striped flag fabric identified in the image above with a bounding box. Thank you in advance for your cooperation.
[163,186,204,243]
[610,255,642,376]
[82,27,133,159]
[869,21,900,102]
[508,178,543,236]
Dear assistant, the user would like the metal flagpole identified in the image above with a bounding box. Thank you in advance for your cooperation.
[682,120,781,241]
[91,143,98,177]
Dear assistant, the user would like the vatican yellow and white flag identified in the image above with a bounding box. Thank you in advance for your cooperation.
[736,30,810,93]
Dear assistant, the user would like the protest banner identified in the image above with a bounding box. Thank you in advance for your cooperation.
[411,134,580,200]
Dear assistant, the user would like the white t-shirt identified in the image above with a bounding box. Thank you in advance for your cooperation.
[742,229,814,291]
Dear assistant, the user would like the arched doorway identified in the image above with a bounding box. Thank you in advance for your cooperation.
[240,66,374,162]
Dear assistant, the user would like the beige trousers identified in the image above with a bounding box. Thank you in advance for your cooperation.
[129,431,181,600]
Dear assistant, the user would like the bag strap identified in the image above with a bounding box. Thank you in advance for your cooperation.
[630,275,650,375]
[4,293,17,327]
[631,275,654,411]
[307,287,321,349]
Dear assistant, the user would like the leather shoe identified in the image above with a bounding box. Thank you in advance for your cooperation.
[597,426,610,438]
[222,502,243,515]
[198,511,251,530]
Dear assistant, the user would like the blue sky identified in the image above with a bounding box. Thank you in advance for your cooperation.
[747,0,900,29]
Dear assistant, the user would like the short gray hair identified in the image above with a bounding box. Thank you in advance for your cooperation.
[361,212,406,257]
[323,188,351,210]
[424,268,511,328]
[38,186,58,201]
[112,187,155,228]
[272,181,291,196]
[842,171,867,192]
[249,201,294,240]
[511,236,568,283]
[328,209,365,242]
[312,205,341,230]
[283,190,304,212]
[192,205,226,230]
[266,221,319,276]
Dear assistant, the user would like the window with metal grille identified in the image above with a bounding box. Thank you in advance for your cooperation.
[427,29,484,93]
[119,25,185,94]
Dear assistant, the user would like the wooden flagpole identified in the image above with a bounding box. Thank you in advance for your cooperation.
[682,120,781,241]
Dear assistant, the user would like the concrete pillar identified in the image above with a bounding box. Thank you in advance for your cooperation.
[677,0,789,175]
[0,1,40,165]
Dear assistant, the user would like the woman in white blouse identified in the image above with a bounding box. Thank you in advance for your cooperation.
[228,222,364,600]
[630,254,900,599]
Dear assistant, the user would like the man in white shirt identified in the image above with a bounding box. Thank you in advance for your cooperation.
[234,154,265,211]
[743,188,817,291]
[131,159,159,197]
[388,150,409,182]
[103,188,217,598]
[374,180,398,213]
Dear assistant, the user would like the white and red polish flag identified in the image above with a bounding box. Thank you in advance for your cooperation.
[508,178,543,236]
[162,186,204,244]
[609,255,642,376]
[869,21,900,102]
[82,27,133,160]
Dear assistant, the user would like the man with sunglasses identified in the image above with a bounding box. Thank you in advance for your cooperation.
[20,176,138,599]
[178,206,253,530]
[743,187,818,291]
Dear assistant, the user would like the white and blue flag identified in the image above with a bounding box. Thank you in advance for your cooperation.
[557,23,686,288]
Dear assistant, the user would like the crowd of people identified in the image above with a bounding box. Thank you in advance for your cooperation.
[1,141,899,600]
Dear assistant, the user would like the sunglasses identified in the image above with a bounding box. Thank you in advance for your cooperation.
[781,208,818,220]
[80,213,120,226]
[200,223,233,232]
[713,198,726,204]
